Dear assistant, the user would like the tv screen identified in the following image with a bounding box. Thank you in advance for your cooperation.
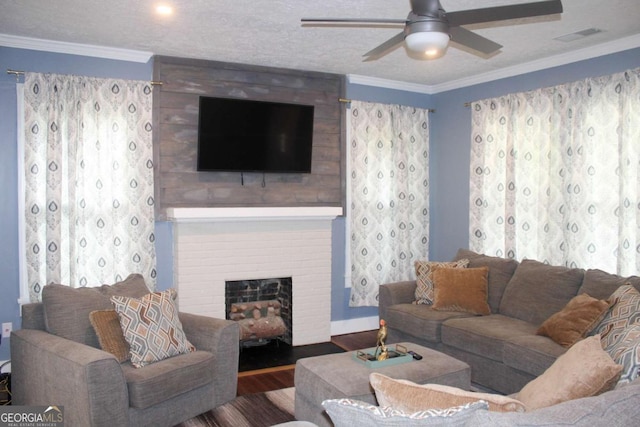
[197,96,314,173]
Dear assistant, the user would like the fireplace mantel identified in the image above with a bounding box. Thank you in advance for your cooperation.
[168,205,341,345]
[166,206,343,222]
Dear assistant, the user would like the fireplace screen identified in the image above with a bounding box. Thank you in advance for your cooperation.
[225,277,292,345]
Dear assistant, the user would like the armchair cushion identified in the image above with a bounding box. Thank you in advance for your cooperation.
[121,351,215,409]
[41,274,150,348]
[111,289,195,368]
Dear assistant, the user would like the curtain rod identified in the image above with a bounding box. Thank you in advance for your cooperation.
[6,69,163,85]
[7,69,24,77]
[339,97,436,113]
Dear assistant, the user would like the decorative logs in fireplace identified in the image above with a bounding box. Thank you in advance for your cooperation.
[229,300,287,343]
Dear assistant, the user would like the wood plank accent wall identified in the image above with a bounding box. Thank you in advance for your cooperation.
[152,56,345,219]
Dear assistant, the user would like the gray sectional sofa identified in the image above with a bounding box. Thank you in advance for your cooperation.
[379,248,640,395]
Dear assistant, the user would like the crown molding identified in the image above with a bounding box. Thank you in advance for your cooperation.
[431,34,640,93]
[0,33,153,63]
[349,34,640,95]
[347,74,434,94]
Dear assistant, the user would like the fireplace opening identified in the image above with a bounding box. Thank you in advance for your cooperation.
[225,277,292,347]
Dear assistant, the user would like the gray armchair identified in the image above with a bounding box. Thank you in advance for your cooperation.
[10,277,240,427]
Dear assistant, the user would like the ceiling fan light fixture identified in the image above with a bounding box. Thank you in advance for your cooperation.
[405,31,450,57]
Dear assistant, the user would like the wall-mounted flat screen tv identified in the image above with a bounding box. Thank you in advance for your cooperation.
[197,96,315,173]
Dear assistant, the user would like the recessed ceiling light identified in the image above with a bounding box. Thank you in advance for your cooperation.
[554,28,603,42]
[155,4,174,16]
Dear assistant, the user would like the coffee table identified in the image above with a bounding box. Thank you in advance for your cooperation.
[294,342,471,427]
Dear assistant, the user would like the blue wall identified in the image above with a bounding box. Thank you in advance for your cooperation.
[1,45,639,361]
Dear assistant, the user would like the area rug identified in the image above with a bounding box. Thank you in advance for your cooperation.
[176,387,296,427]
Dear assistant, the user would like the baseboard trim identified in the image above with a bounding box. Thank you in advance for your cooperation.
[331,316,379,336]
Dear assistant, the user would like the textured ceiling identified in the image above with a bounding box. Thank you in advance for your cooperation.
[1,0,640,90]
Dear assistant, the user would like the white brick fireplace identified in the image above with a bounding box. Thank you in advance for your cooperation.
[167,207,342,346]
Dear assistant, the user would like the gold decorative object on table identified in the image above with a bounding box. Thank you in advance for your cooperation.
[353,319,413,367]
[375,319,388,361]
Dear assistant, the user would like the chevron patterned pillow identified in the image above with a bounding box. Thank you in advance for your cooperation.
[592,284,640,350]
[111,289,195,368]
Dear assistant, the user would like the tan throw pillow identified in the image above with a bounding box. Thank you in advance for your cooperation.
[536,293,610,348]
[414,259,469,304]
[370,372,526,413]
[431,267,491,315]
[89,309,130,363]
[111,289,195,368]
[516,335,622,410]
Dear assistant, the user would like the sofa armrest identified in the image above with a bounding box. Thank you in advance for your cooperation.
[378,281,417,319]
[11,329,129,427]
[179,313,240,404]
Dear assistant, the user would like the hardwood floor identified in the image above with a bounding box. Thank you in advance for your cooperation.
[332,329,378,352]
[236,330,377,396]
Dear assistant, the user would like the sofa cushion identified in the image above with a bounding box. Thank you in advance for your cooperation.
[111,289,196,368]
[502,335,567,377]
[592,284,640,350]
[89,309,131,362]
[536,293,610,348]
[516,335,622,410]
[453,249,519,313]
[121,350,214,409]
[370,373,526,413]
[502,334,567,376]
[578,269,640,300]
[41,274,150,347]
[606,324,640,386]
[499,259,584,325]
[432,267,491,315]
[441,314,537,362]
[322,398,488,426]
[414,259,469,305]
[385,304,473,344]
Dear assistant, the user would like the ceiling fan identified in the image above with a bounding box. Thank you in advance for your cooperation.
[301,0,563,60]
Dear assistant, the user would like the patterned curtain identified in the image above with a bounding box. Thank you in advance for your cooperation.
[348,101,430,307]
[470,67,640,275]
[23,72,157,302]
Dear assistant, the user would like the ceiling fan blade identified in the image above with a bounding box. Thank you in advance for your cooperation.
[410,0,442,16]
[450,27,502,54]
[362,32,406,61]
[446,0,563,27]
[301,17,405,25]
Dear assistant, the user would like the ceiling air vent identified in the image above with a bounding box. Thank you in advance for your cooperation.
[554,28,603,42]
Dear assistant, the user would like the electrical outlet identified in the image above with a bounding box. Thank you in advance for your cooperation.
[1,323,11,338]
